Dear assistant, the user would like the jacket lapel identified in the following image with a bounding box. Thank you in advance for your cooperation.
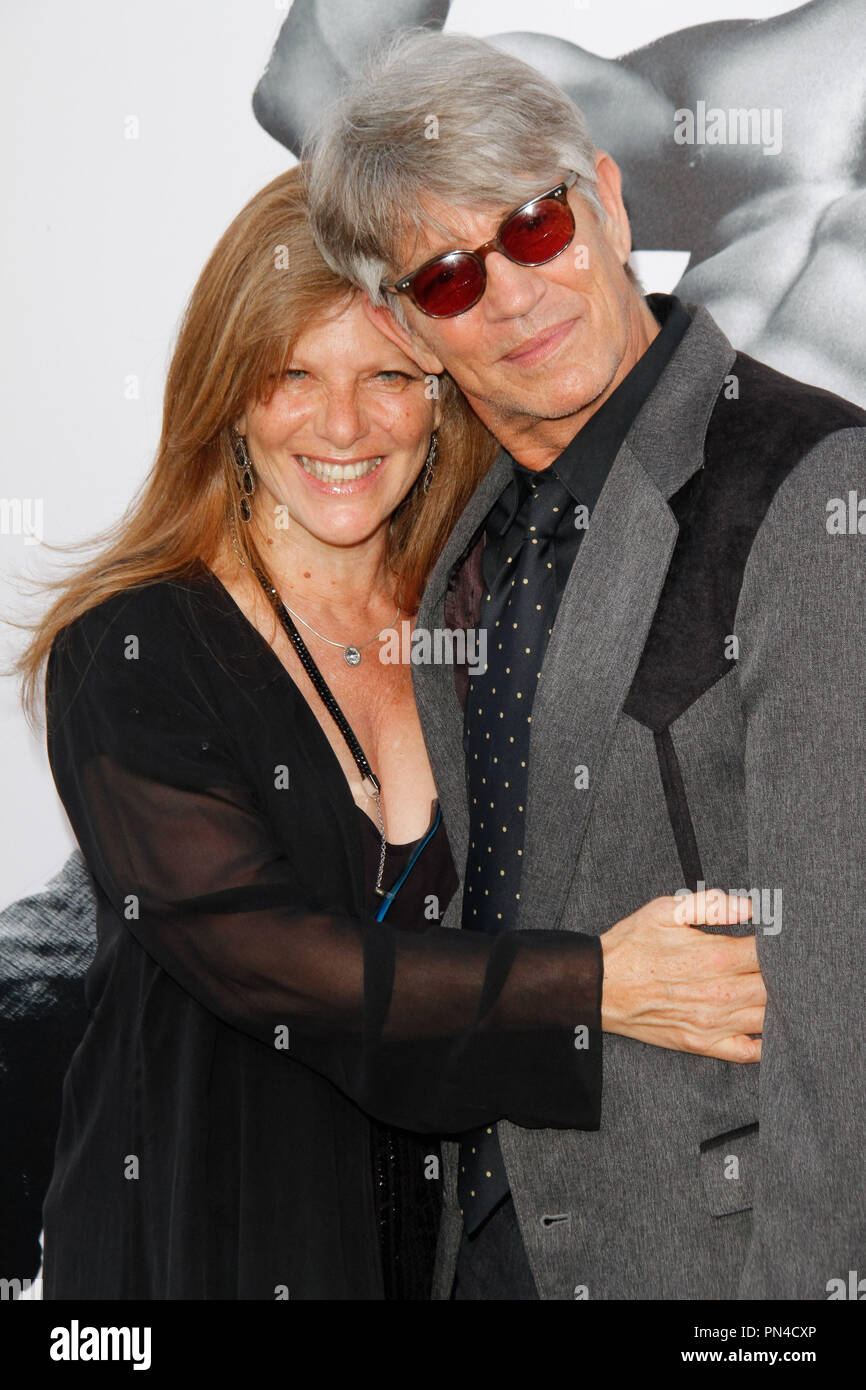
[515,445,677,930]
[421,447,514,616]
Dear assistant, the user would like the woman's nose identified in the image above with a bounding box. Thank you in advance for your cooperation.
[317,390,368,449]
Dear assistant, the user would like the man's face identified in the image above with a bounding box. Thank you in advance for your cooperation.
[386,155,645,435]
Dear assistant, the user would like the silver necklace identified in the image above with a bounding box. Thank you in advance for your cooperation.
[254,564,390,896]
[285,601,400,666]
[227,510,398,667]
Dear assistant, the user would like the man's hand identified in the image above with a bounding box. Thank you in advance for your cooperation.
[601,889,764,1062]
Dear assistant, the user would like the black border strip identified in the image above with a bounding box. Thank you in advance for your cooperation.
[654,727,704,891]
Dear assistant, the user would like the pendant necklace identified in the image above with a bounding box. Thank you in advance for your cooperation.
[284,598,400,667]
[253,563,391,892]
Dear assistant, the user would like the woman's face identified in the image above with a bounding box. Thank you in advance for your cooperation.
[237,296,441,551]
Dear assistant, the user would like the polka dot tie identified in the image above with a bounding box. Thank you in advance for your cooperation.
[458,471,574,1233]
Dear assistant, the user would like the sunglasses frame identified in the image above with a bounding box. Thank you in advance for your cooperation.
[381,171,579,318]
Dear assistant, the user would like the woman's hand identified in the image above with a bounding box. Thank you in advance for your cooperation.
[600,890,764,1061]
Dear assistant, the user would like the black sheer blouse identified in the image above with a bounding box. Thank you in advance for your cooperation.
[42,569,602,1299]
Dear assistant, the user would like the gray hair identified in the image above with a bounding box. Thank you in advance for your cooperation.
[302,29,622,330]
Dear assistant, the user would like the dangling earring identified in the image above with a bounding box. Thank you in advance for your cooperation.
[227,507,248,569]
[232,428,255,521]
[422,430,439,494]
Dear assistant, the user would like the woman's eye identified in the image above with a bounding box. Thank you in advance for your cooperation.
[376,370,413,382]
[284,368,307,380]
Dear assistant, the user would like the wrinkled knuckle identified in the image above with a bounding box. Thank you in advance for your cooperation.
[694,981,715,1008]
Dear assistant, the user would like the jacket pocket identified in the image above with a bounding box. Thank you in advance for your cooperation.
[699,1121,758,1216]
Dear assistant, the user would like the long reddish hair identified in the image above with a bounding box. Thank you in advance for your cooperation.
[16,165,497,721]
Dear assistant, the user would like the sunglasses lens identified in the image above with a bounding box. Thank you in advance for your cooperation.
[410,252,485,317]
[500,197,574,265]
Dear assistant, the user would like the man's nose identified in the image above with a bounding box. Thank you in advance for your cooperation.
[480,250,546,320]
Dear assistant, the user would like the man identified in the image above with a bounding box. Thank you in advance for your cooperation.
[254,0,866,408]
[303,29,866,1299]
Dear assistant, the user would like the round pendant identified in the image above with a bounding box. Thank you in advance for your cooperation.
[344,646,361,667]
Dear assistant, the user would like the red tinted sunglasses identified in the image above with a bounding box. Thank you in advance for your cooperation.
[381,173,578,318]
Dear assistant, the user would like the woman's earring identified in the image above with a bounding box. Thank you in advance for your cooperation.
[422,430,439,494]
[232,428,255,521]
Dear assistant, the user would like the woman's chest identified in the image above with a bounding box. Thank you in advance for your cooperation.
[228,643,437,849]
[299,657,437,843]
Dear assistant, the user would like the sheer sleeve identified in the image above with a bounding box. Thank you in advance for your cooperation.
[45,599,602,1135]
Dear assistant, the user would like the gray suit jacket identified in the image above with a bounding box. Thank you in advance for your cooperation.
[412,302,866,1300]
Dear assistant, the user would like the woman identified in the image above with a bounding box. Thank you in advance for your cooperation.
[18,167,755,1300]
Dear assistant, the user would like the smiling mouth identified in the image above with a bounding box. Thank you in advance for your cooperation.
[503,318,577,363]
[296,455,384,483]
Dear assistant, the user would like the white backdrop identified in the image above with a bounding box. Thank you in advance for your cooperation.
[0,0,838,907]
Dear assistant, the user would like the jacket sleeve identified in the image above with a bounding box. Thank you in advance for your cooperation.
[735,427,866,1298]
[46,597,602,1137]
